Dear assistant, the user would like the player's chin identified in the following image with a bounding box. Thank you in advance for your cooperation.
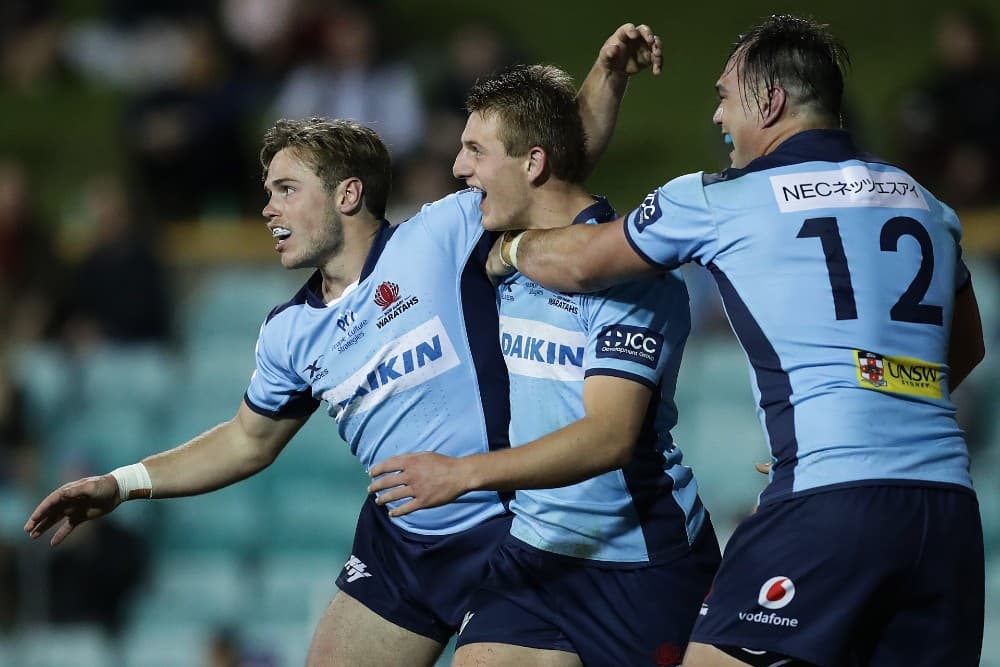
[480,214,514,233]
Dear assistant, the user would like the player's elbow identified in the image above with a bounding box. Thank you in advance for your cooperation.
[562,261,613,293]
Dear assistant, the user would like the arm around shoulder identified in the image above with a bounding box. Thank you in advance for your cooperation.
[516,217,658,292]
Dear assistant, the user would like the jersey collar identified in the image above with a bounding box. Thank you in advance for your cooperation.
[712,129,886,182]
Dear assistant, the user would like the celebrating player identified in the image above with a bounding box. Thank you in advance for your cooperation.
[488,14,986,667]
[23,24,663,667]
[369,64,720,667]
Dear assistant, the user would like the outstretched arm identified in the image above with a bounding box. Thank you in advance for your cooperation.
[25,401,306,545]
[368,375,650,517]
[578,23,662,174]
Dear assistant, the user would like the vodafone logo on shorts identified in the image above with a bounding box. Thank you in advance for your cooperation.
[758,576,795,609]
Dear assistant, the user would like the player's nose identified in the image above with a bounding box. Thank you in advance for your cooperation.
[452,148,472,180]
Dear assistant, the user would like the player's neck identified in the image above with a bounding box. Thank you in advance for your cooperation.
[523,182,595,230]
[319,217,379,301]
[763,115,839,158]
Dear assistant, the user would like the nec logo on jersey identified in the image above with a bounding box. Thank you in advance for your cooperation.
[857,351,886,388]
[632,190,662,232]
[597,325,663,369]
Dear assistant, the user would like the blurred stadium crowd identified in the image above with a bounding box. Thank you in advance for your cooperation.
[0,1,998,665]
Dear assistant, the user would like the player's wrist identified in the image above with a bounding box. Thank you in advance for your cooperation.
[503,231,525,272]
[110,463,153,501]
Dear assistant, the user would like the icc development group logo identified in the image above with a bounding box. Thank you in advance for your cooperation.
[374,282,401,309]
[857,351,886,388]
[633,189,662,232]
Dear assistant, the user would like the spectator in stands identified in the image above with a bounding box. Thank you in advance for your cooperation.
[0,159,65,345]
[63,174,173,348]
[271,3,425,159]
[894,7,1000,207]
[121,19,265,224]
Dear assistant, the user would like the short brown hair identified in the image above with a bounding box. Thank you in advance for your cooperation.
[465,65,588,184]
[260,117,392,218]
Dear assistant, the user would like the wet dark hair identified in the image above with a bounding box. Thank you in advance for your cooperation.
[260,117,392,218]
[731,14,850,121]
[465,64,588,183]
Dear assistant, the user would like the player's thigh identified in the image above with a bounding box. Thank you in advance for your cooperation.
[307,590,445,667]
[454,642,583,667]
[683,642,813,667]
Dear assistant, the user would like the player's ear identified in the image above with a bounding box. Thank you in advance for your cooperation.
[761,85,787,128]
[338,177,364,215]
[526,146,549,185]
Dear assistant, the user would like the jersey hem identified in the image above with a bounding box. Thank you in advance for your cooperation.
[759,477,975,507]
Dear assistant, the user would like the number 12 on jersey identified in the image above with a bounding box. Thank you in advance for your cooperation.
[796,216,943,326]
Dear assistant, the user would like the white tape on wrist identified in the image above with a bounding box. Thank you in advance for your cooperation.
[110,463,153,500]
[507,231,525,272]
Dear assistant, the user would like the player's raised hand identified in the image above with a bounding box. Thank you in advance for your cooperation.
[24,475,121,546]
[598,23,663,77]
[368,453,471,517]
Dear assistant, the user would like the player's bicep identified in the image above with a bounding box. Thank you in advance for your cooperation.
[235,399,307,458]
[581,374,652,443]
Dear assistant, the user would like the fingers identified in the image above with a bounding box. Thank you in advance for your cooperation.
[373,485,414,506]
[368,471,405,495]
[386,500,421,518]
[368,458,403,479]
[49,517,77,547]
[24,487,72,537]
[651,35,663,75]
[755,462,772,475]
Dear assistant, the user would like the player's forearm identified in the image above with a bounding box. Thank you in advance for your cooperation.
[514,224,625,293]
[577,64,628,177]
[139,419,278,498]
[465,418,633,492]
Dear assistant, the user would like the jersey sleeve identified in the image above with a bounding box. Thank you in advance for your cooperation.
[581,271,691,389]
[622,172,718,269]
[405,189,494,268]
[244,312,320,419]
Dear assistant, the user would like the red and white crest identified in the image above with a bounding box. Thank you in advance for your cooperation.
[374,281,400,309]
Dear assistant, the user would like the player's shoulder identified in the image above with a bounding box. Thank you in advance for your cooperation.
[602,267,687,300]
[410,188,483,222]
[263,272,323,328]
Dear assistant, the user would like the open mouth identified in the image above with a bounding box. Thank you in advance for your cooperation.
[271,226,291,250]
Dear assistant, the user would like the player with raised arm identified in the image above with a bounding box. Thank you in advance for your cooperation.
[369,64,719,667]
[488,14,986,667]
[23,24,663,667]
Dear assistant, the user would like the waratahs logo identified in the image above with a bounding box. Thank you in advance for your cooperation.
[374,282,400,309]
[633,190,662,232]
[758,576,795,610]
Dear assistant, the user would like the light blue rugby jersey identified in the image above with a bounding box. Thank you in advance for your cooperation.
[245,189,512,535]
[501,197,707,564]
[623,130,972,505]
